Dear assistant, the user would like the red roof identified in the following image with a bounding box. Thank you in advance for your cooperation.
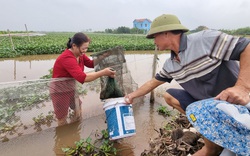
[134,18,152,23]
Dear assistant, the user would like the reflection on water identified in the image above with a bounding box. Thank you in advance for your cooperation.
[53,121,81,155]
[0,51,168,83]
[0,54,59,82]
[0,51,176,156]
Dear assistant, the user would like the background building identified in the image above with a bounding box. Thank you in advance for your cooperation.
[133,18,152,33]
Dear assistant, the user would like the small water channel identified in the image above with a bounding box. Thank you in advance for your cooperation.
[0,51,181,156]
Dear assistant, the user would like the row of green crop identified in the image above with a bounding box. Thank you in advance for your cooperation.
[0,32,155,58]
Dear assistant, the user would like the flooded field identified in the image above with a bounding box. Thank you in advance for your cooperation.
[0,51,182,156]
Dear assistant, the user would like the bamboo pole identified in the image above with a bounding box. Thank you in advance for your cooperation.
[150,46,158,103]
[14,60,16,80]
[7,29,15,51]
[25,24,31,42]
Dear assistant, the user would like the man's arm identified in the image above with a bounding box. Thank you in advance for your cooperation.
[125,78,165,104]
[215,43,250,105]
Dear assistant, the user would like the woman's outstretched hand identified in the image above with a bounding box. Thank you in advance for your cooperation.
[102,67,116,78]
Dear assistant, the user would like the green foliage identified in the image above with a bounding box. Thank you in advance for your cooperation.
[0,32,154,58]
[190,26,208,33]
[130,27,145,34]
[62,129,117,156]
[190,26,250,37]
[0,31,34,34]
[220,27,250,36]
[101,129,109,139]
[104,28,113,33]
[32,111,54,126]
[40,68,53,79]
[219,29,234,35]
[2,26,248,58]
[0,80,52,139]
[116,26,131,34]
[157,105,172,117]
[164,122,174,131]
[234,27,250,36]
[105,27,144,34]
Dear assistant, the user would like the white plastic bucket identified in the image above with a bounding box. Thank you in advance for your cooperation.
[103,97,136,140]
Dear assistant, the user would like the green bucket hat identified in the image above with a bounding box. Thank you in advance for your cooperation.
[146,14,189,39]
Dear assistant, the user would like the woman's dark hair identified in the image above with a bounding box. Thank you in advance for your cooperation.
[66,32,90,49]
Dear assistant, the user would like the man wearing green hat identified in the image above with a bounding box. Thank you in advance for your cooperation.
[125,14,250,155]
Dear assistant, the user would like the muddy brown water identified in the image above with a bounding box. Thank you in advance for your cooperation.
[0,51,182,156]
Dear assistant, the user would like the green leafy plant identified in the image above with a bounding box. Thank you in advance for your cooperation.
[40,68,53,79]
[0,32,155,58]
[157,105,172,117]
[99,140,117,155]
[101,129,109,139]
[32,111,55,126]
[62,129,117,156]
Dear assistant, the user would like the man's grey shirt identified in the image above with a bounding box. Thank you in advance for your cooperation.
[156,29,250,100]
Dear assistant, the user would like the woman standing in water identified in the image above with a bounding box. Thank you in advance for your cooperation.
[50,32,115,125]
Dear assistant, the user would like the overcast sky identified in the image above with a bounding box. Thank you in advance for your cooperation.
[1,0,249,32]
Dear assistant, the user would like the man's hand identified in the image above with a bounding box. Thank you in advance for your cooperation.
[215,85,250,106]
[124,94,133,104]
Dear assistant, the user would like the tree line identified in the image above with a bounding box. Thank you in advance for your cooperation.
[190,26,250,36]
[104,27,145,34]
[100,26,250,36]
[1,26,250,36]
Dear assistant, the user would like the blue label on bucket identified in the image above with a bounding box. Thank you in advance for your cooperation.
[105,104,135,140]
[105,107,119,138]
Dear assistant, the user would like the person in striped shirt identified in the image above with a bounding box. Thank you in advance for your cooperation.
[125,14,250,156]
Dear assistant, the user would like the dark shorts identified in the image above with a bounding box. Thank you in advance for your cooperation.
[166,88,197,111]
